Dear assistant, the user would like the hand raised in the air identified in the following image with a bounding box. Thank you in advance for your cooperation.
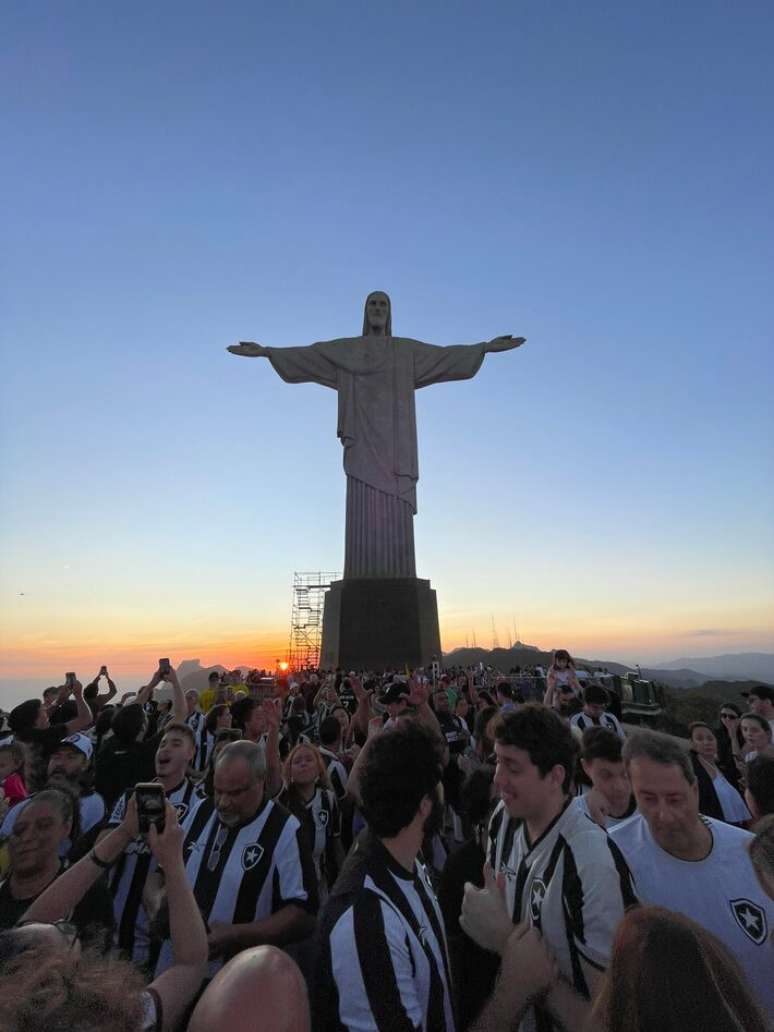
[227,342,269,357]
[485,336,526,353]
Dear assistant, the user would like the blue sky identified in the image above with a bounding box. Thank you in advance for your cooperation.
[1,1,773,704]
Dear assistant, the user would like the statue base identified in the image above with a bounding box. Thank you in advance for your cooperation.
[320,578,441,671]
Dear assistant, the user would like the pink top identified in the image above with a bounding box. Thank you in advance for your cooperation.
[1,772,28,807]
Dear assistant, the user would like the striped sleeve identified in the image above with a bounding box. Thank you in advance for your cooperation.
[108,790,129,827]
[273,818,319,914]
[330,891,423,1031]
[329,760,348,802]
[562,839,633,971]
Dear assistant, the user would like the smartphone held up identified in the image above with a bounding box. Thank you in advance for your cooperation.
[135,783,166,834]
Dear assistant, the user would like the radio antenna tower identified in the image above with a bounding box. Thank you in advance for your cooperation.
[490,614,500,650]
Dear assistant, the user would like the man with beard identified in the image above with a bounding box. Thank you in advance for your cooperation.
[98,721,199,967]
[154,739,317,979]
[0,733,105,854]
[315,721,454,1032]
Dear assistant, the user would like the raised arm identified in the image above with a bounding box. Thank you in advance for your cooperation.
[413,336,525,390]
[262,699,284,799]
[64,681,94,734]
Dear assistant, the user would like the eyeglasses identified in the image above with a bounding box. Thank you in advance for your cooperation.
[207,825,229,873]
[16,919,79,950]
[720,713,739,719]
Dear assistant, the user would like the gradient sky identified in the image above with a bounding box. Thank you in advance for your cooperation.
[2,1,773,706]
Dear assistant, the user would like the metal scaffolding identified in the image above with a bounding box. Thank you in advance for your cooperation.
[287,571,340,670]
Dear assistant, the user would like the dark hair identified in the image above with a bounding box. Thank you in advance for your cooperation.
[583,683,608,706]
[208,671,220,682]
[319,716,342,747]
[493,705,575,793]
[741,712,773,738]
[496,681,514,700]
[720,701,742,718]
[205,704,231,735]
[230,697,257,733]
[746,755,774,817]
[593,905,768,1032]
[94,707,115,739]
[110,704,146,746]
[18,785,80,847]
[581,726,623,764]
[359,723,445,838]
[688,722,716,739]
[551,649,575,668]
[8,700,42,736]
[477,690,495,707]
[460,767,495,829]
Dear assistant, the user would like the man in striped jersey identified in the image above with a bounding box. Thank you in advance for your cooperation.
[155,738,318,978]
[315,721,455,1032]
[185,689,209,772]
[462,705,635,1031]
[100,720,199,968]
[569,684,625,740]
[319,716,349,802]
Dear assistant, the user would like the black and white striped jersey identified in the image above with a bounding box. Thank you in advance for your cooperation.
[316,829,455,1032]
[154,794,318,977]
[185,711,209,771]
[569,711,625,739]
[488,796,636,1029]
[106,778,198,966]
[278,785,341,892]
[319,747,349,801]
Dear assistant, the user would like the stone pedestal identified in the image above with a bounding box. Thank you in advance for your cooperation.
[320,578,441,671]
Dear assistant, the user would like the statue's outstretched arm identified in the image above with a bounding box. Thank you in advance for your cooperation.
[227,342,270,357]
[484,335,526,353]
[413,336,526,390]
[227,340,337,388]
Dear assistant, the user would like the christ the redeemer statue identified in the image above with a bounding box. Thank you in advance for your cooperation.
[228,291,525,580]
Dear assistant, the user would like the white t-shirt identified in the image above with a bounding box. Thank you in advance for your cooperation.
[610,814,774,1019]
[712,771,751,824]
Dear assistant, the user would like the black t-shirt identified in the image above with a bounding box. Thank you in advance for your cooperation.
[0,865,115,950]
[438,838,499,1030]
[94,731,162,811]
[17,724,70,793]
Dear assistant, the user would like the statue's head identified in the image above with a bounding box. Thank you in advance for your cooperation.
[362,291,392,337]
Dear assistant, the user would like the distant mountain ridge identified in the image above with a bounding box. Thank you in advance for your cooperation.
[442,646,773,689]
[655,653,774,684]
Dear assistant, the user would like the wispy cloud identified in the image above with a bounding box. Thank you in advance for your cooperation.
[685,628,739,638]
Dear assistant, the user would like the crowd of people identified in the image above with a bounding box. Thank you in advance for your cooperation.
[0,654,773,1031]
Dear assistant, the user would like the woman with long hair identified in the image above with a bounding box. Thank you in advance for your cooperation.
[716,702,745,791]
[593,905,768,1032]
[544,649,581,709]
[278,743,343,899]
[688,722,750,826]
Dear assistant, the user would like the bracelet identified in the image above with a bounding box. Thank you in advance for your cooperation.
[89,848,114,870]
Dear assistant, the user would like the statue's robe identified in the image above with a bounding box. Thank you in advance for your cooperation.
[266,336,487,578]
